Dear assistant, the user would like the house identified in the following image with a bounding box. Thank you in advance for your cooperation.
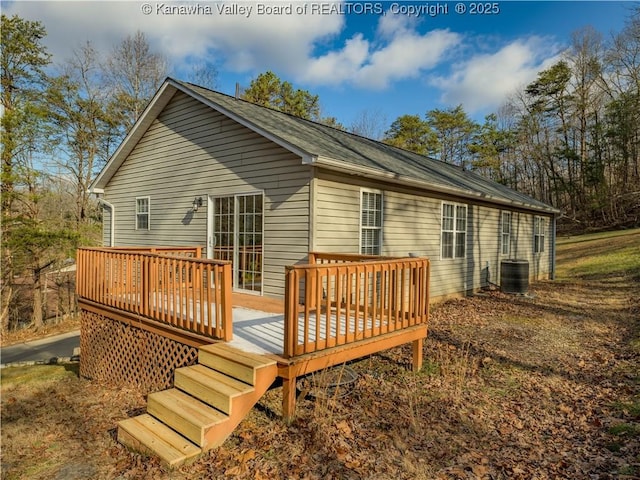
[79,78,559,466]
[90,78,559,301]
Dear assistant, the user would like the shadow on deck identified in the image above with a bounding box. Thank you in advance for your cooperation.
[76,248,430,466]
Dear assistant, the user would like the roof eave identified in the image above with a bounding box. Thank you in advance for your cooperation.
[314,155,560,215]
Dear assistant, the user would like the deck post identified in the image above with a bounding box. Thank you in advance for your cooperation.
[141,255,149,315]
[282,376,297,423]
[221,264,233,341]
[412,337,423,372]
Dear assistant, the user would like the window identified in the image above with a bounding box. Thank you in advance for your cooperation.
[501,211,512,256]
[136,197,150,230]
[441,202,467,259]
[360,190,382,255]
[534,216,545,253]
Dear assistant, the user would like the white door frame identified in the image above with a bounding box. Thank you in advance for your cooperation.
[207,191,264,294]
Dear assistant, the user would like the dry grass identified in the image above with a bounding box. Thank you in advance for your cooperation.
[1,230,639,479]
[1,364,149,480]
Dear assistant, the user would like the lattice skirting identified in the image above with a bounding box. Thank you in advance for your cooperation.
[80,309,198,394]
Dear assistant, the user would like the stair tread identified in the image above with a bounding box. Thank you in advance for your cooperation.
[200,343,277,369]
[176,364,254,396]
[118,414,201,466]
[148,389,228,427]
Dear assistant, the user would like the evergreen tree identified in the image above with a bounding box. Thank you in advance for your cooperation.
[383,114,437,155]
[1,15,51,330]
[241,71,320,120]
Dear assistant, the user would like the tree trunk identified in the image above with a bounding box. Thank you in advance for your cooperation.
[32,269,43,328]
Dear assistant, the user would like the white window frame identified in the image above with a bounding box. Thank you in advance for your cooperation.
[359,189,383,255]
[441,201,467,259]
[501,211,512,256]
[135,196,150,230]
[534,216,546,254]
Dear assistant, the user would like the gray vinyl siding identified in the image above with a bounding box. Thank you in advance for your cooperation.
[508,211,553,281]
[103,91,311,297]
[314,171,553,300]
[101,207,112,247]
[314,179,361,252]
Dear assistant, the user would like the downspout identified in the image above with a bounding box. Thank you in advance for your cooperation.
[550,214,557,280]
[97,197,115,247]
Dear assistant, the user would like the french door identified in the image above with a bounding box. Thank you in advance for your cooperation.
[208,193,263,293]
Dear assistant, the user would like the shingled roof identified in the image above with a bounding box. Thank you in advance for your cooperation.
[92,78,558,214]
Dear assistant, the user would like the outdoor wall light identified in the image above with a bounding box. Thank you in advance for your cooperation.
[192,196,203,212]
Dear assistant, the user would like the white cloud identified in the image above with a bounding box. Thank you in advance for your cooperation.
[300,34,370,85]
[300,13,460,89]
[354,29,461,89]
[430,37,562,113]
[5,1,460,92]
[3,1,561,113]
[3,1,344,75]
[376,10,417,39]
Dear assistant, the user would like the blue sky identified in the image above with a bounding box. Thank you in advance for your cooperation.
[3,1,634,131]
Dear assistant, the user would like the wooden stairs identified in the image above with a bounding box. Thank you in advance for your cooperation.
[117,343,277,467]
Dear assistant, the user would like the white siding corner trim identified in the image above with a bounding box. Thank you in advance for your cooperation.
[98,198,115,246]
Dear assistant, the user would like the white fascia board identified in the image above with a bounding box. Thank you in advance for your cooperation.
[172,81,314,164]
[314,155,560,215]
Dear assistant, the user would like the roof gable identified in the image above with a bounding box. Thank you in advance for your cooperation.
[92,78,558,214]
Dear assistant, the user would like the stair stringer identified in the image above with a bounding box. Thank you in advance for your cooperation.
[201,361,277,450]
[117,346,278,467]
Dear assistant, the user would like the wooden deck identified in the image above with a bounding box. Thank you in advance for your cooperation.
[232,292,284,314]
[77,247,431,465]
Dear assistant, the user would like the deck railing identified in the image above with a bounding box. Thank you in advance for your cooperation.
[102,246,203,258]
[284,255,430,358]
[308,252,398,264]
[76,247,233,341]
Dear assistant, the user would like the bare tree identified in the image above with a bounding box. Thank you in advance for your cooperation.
[350,108,388,140]
[186,61,218,90]
[47,42,111,225]
[104,31,167,132]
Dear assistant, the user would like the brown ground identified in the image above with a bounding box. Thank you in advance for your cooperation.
[1,233,638,479]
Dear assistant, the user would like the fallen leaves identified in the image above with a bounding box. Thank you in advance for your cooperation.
[2,238,639,479]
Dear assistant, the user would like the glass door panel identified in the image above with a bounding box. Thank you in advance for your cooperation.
[212,196,234,263]
[237,194,263,292]
[211,194,263,293]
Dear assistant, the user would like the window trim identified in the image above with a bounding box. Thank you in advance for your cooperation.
[501,211,512,256]
[534,216,546,254]
[440,201,467,260]
[359,189,383,256]
[135,196,150,230]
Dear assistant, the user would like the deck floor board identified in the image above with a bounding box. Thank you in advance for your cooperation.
[103,292,400,356]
